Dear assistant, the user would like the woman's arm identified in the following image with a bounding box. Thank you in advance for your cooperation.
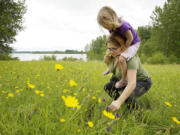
[108,69,137,111]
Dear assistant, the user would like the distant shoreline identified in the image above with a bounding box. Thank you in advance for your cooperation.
[12,51,86,54]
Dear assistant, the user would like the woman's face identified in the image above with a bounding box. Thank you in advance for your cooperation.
[107,42,120,57]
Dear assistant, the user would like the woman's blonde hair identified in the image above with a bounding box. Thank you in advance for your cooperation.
[97,6,120,29]
[104,32,125,66]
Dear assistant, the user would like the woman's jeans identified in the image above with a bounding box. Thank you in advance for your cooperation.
[104,75,152,109]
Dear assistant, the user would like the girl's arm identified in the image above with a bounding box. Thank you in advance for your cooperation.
[125,30,133,48]
[108,69,137,111]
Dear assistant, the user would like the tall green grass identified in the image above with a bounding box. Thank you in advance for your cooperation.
[0,61,180,135]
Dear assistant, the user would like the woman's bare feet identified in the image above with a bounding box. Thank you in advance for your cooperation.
[115,79,128,88]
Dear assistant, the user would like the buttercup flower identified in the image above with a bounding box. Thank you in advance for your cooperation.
[60,118,65,123]
[62,95,80,108]
[8,93,14,98]
[2,91,7,94]
[165,101,172,107]
[92,96,96,100]
[77,129,81,133]
[98,98,102,103]
[172,117,180,124]
[35,90,40,94]
[103,110,115,120]
[55,64,64,71]
[27,82,35,89]
[16,90,20,93]
[69,80,77,87]
[88,121,94,128]
[82,88,86,92]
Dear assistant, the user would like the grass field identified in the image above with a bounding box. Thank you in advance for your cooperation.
[0,61,180,135]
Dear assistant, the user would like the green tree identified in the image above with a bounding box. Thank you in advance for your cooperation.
[86,35,107,60]
[0,0,26,54]
[151,0,180,57]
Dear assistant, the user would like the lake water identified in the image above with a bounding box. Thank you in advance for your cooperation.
[11,53,87,61]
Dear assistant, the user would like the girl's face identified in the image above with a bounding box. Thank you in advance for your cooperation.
[103,23,114,31]
[107,42,120,57]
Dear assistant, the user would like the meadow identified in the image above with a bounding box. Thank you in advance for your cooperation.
[0,61,180,135]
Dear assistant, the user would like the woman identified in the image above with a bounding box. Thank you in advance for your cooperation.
[104,34,152,111]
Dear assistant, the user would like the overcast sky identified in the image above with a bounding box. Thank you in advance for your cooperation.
[12,0,166,51]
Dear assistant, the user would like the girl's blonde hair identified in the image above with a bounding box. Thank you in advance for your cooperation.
[97,6,120,29]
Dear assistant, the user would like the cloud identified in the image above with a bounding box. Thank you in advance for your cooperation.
[12,0,166,51]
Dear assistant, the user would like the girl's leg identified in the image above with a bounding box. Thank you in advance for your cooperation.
[115,56,128,88]
[104,76,124,100]
[103,68,110,76]
[103,55,111,75]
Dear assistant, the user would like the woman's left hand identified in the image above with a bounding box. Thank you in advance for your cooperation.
[108,100,121,111]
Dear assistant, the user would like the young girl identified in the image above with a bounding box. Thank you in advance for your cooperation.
[97,6,141,88]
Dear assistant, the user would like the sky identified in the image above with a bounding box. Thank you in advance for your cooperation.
[12,0,166,51]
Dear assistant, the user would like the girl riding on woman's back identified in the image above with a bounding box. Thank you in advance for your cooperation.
[97,6,141,88]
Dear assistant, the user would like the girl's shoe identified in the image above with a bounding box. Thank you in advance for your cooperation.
[115,80,128,88]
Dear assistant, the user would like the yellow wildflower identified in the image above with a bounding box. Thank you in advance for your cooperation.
[98,98,101,103]
[172,117,180,124]
[88,121,94,128]
[8,93,14,98]
[27,83,35,89]
[107,122,111,126]
[40,93,44,97]
[62,95,79,108]
[16,90,20,93]
[77,129,81,132]
[92,96,96,100]
[20,89,24,92]
[165,101,172,107]
[55,64,64,70]
[2,91,7,94]
[82,88,86,92]
[35,90,40,94]
[69,80,77,87]
[77,105,81,110]
[103,110,115,120]
[60,118,65,123]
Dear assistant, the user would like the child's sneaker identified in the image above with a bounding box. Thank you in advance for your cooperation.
[115,80,127,88]
[103,69,110,76]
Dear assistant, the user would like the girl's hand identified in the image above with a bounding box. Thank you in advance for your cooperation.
[108,100,121,111]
